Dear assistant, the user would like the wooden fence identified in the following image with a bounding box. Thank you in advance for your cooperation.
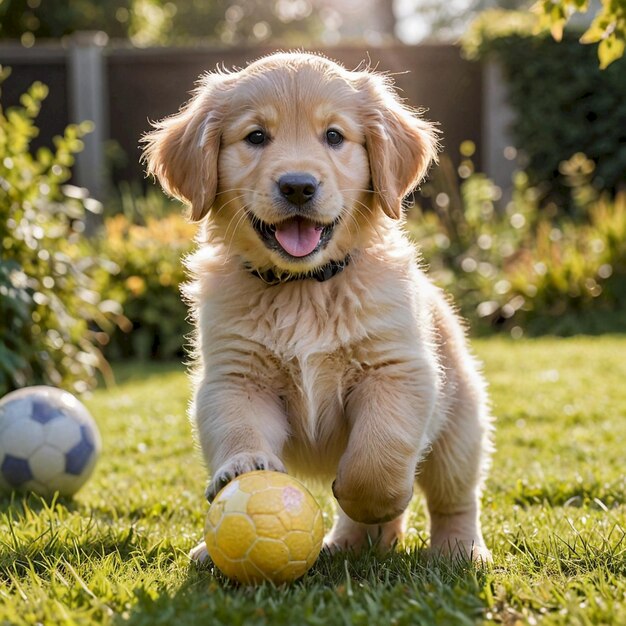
[1,37,513,200]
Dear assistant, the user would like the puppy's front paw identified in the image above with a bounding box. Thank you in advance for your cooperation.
[189,540,209,563]
[205,452,286,501]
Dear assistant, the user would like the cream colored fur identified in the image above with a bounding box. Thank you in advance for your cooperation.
[143,52,492,563]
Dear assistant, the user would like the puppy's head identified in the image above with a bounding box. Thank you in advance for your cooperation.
[143,52,438,274]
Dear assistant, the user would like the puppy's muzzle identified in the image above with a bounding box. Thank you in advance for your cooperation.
[278,173,319,206]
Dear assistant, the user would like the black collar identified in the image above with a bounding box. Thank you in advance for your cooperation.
[246,256,351,286]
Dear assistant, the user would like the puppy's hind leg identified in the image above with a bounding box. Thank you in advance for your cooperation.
[417,397,493,564]
[324,508,408,554]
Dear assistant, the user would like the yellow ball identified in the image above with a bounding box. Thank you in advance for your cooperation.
[204,470,324,584]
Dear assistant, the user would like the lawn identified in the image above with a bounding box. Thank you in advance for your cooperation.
[1,336,625,625]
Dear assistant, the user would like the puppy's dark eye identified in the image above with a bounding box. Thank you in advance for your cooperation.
[325,129,344,147]
[246,130,267,146]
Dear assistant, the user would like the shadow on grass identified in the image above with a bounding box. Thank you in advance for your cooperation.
[112,549,491,626]
[0,493,180,581]
[0,491,492,624]
[0,490,79,516]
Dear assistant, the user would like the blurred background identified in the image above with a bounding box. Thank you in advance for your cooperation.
[1,0,625,395]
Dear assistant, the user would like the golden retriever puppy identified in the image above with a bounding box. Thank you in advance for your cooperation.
[143,51,492,563]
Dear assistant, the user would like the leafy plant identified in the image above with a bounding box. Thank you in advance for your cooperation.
[0,0,131,41]
[0,68,115,395]
[94,192,196,360]
[410,151,626,336]
[462,10,626,205]
[0,0,326,47]
[533,0,626,68]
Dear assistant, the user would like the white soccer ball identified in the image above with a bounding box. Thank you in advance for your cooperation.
[0,386,101,497]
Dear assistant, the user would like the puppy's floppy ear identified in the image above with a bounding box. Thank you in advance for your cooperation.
[142,73,229,222]
[358,73,439,219]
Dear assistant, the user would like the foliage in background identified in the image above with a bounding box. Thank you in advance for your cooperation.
[128,0,325,47]
[533,0,626,67]
[411,149,626,336]
[0,0,131,43]
[0,70,116,395]
[0,70,196,382]
[0,0,321,45]
[463,10,626,206]
[95,185,195,361]
[0,0,396,47]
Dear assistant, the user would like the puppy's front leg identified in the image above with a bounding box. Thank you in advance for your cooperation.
[189,376,287,563]
[194,376,288,502]
[332,366,434,535]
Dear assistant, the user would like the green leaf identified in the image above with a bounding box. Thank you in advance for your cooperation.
[598,35,626,69]
[580,17,609,44]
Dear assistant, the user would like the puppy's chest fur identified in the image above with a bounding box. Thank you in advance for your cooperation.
[231,272,377,471]
[277,350,353,475]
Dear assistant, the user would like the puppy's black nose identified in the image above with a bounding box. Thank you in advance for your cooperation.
[278,173,318,206]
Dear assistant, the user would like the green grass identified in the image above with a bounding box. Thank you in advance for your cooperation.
[1,337,625,625]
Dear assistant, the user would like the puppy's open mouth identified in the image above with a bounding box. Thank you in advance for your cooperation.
[250,215,337,259]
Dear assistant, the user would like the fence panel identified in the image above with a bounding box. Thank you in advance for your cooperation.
[2,42,483,190]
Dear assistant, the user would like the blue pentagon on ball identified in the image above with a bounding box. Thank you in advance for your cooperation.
[66,425,97,475]
[1,455,33,486]
[0,386,102,497]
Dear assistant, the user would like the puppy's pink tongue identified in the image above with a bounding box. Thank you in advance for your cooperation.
[274,218,322,257]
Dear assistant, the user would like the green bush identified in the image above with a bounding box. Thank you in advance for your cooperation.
[410,151,626,336]
[95,188,196,360]
[0,0,130,40]
[463,10,626,207]
[0,70,116,395]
